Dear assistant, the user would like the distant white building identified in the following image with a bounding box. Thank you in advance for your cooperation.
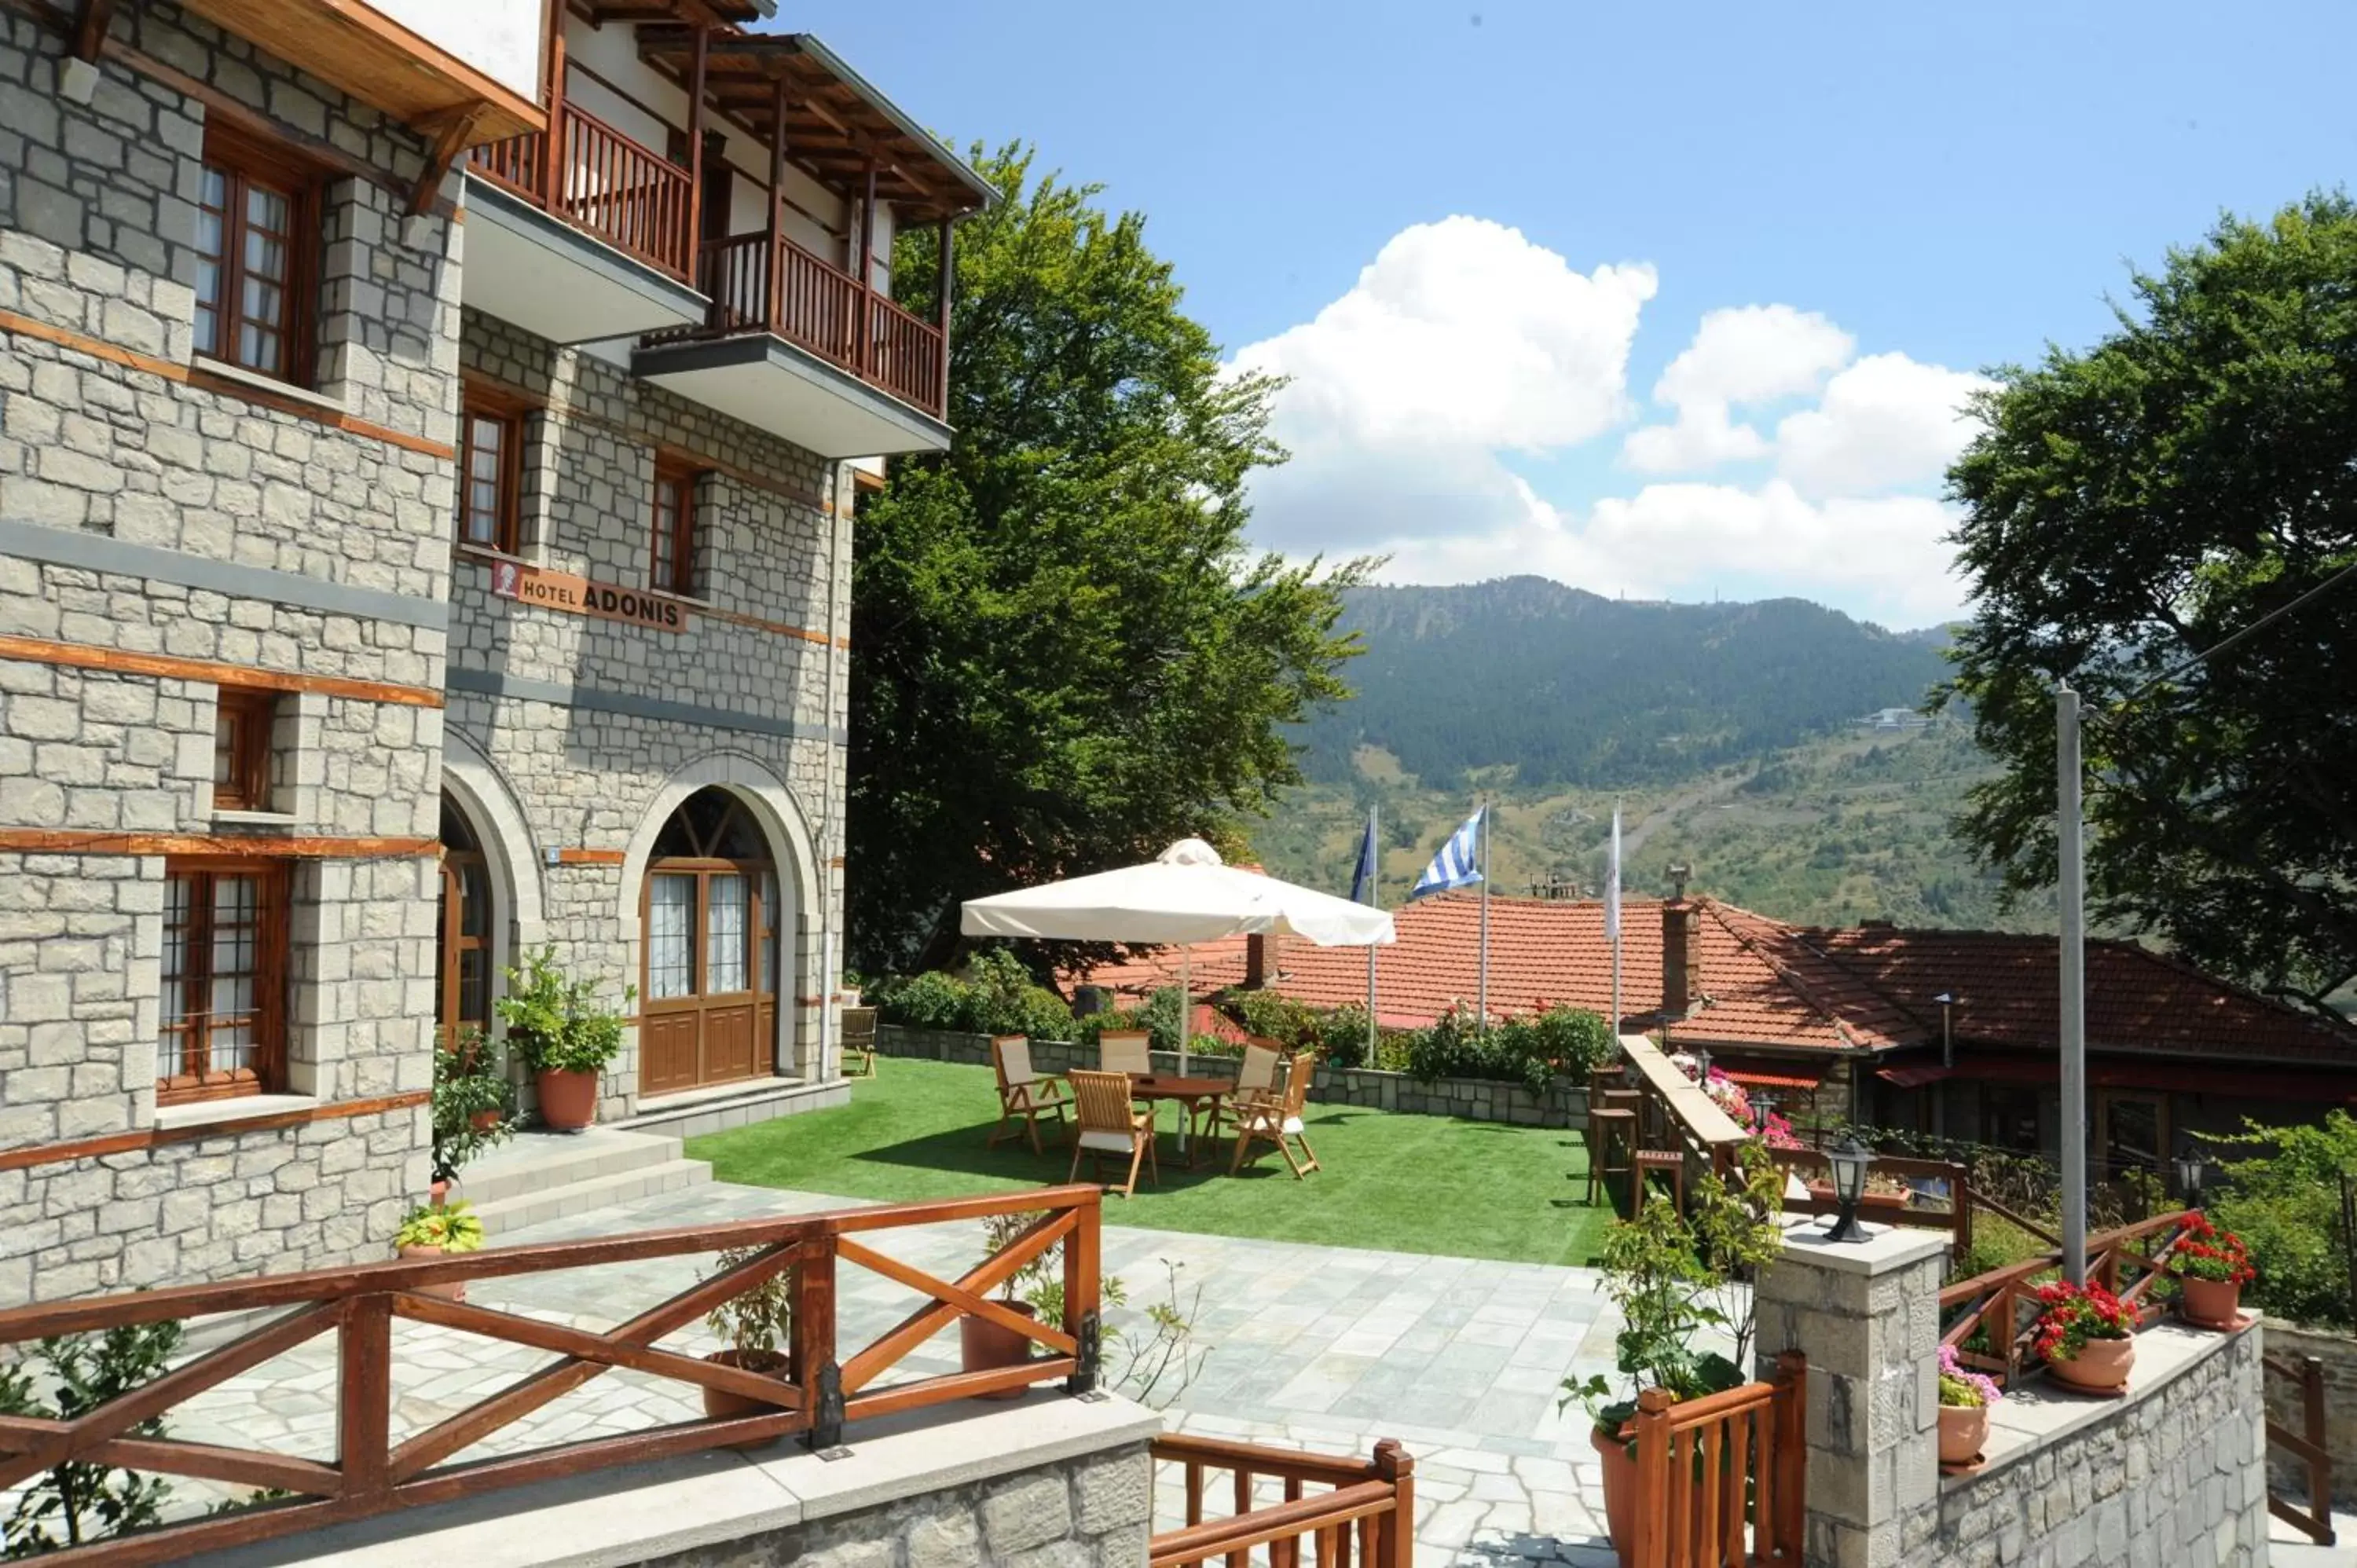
[1858,706,1930,731]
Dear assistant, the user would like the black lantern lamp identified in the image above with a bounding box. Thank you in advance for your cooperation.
[2173,1139,2205,1205]
[1823,1131,1875,1244]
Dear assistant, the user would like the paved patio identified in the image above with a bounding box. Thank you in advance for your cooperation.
[140,1178,1626,1566]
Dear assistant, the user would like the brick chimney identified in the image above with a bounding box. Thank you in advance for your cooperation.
[1243,934,1267,990]
[1661,863,1695,1020]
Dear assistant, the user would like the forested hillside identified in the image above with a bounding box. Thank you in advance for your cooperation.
[1295,577,1952,790]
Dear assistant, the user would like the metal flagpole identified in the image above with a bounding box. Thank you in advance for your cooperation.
[2057,683,2088,1286]
[1176,942,1191,1154]
[1365,804,1379,1061]
[1476,802,1490,1025]
[1609,800,1622,1039]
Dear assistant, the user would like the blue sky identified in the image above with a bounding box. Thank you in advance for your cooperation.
[794,1,2357,628]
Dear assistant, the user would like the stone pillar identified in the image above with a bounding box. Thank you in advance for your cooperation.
[1751,1220,1946,1568]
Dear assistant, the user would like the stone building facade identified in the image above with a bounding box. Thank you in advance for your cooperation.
[2,0,986,1302]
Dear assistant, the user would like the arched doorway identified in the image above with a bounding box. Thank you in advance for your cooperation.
[437,794,493,1045]
[640,786,782,1096]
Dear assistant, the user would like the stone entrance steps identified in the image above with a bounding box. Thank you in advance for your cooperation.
[453,1127,711,1235]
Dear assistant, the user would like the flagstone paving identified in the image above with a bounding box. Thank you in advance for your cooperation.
[137,1178,1632,1564]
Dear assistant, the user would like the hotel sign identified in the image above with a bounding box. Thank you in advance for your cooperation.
[489,561,685,633]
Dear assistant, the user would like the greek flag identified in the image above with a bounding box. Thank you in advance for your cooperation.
[1350,808,1379,906]
[1604,805,1622,941]
[1410,807,1484,899]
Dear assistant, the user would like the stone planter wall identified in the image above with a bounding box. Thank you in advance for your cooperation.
[876,1024,1590,1130]
[2262,1317,2357,1508]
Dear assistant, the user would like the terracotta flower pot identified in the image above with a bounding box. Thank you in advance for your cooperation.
[1591,1422,1637,1563]
[470,1108,503,1134]
[701,1348,791,1445]
[428,1178,449,1207]
[2181,1275,2241,1325]
[398,1243,464,1303]
[2047,1335,2135,1391]
[959,1300,1040,1401]
[1937,1402,1989,1465]
[535,1068,599,1132]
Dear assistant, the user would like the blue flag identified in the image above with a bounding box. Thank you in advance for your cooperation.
[1411,807,1485,899]
[1350,808,1379,906]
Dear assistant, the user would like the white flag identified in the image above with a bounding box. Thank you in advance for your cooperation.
[1604,805,1622,942]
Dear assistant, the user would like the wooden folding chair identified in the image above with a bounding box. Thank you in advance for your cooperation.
[838,1006,878,1079]
[988,1035,1068,1156]
[1229,1050,1321,1178]
[1068,1068,1158,1198]
[1212,1040,1283,1141]
[1098,1030,1153,1079]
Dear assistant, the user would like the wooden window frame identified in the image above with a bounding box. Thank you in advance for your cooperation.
[158,859,290,1105]
[456,400,524,555]
[194,123,322,387]
[211,687,278,813]
[650,464,699,596]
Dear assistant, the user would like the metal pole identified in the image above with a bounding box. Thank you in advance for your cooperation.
[1610,800,1622,1038]
[1476,804,1490,1026]
[1365,804,1379,1062]
[2058,683,2088,1286]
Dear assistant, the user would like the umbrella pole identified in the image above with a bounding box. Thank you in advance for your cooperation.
[1176,944,1191,1152]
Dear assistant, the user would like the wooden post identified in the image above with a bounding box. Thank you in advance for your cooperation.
[1372,1439,1413,1568]
[1772,1350,1807,1555]
[796,1235,840,1449]
[683,23,709,284]
[1062,1189,1100,1394]
[934,216,954,416]
[1632,1387,1673,1568]
[856,161,877,375]
[338,1295,391,1501]
[764,75,787,334]
[541,15,566,209]
[2302,1356,2330,1525]
[1956,1165,1973,1262]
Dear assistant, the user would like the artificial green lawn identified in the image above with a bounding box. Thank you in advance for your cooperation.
[686,1058,1615,1266]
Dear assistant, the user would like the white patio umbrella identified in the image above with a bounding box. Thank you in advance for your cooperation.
[960,838,1395,1083]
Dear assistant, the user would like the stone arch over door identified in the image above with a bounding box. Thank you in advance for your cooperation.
[436,732,544,1045]
[619,754,822,1093]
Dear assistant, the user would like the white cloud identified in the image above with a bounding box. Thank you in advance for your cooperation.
[1774,352,1993,497]
[1230,217,1655,551]
[1622,305,1853,474]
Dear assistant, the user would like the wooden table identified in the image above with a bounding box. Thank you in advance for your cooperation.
[1128,1075,1233,1170]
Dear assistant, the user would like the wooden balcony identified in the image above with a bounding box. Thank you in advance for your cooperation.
[467,101,695,281]
[667,232,948,422]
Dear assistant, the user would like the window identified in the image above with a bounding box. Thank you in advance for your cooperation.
[193,127,317,383]
[159,861,288,1103]
[650,466,698,595]
[211,688,278,812]
[456,404,521,554]
[1981,1086,2041,1152]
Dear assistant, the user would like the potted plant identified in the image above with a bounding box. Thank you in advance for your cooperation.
[698,1246,794,1442]
[495,947,632,1133]
[959,1211,1131,1399]
[2172,1211,2254,1326]
[2031,1280,2139,1391]
[394,1200,485,1302]
[1563,1141,1785,1560]
[431,1028,514,1200]
[1936,1344,2001,1466]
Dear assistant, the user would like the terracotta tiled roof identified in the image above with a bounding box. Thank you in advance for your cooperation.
[1065,896,2357,1070]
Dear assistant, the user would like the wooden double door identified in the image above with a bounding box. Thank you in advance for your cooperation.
[640,789,783,1097]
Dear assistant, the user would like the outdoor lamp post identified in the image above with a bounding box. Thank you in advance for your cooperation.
[2173,1140,2205,1206]
[1824,1131,1874,1244]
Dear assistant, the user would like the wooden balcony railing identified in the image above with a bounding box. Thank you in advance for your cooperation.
[0,1186,1103,1567]
[1627,1351,1807,1568]
[655,232,949,421]
[2264,1351,2337,1547]
[467,101,695,281]
[1937,1209,2193,1387]
[1149,1433,1415,1567]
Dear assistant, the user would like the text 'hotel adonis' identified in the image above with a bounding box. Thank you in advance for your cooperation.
[0,0,987,1302]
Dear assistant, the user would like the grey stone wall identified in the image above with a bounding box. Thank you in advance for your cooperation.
[878,1024,1593,1130]
[448,310,850,1121]
[1930,1328,2267,1568]
[0,3,449,1299]
[2262,1317,2356,1508]
[629,1440,1153,1568]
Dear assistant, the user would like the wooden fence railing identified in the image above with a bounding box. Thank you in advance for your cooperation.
[0,1186,1105,1567]
[1629,1350,1806,1568]
[1148,1433,1413,1568]
[1769,1146,1974,1258]
[1937,1210,2193,1386]
[2264,1352,2338,1547]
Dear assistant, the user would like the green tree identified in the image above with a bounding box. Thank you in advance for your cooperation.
[849,144,1372,973]
[1941,193,2357,1009]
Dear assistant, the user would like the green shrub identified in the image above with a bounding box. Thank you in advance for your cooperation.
[875,951,1076,1040]
[878,969,969,1031]
[496,947,631,1077]
[1399,1002,1615,1094]
[1222,987,1320,1050]
[1316,1004,1374,1068]
[2204,1109,2357,1329]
